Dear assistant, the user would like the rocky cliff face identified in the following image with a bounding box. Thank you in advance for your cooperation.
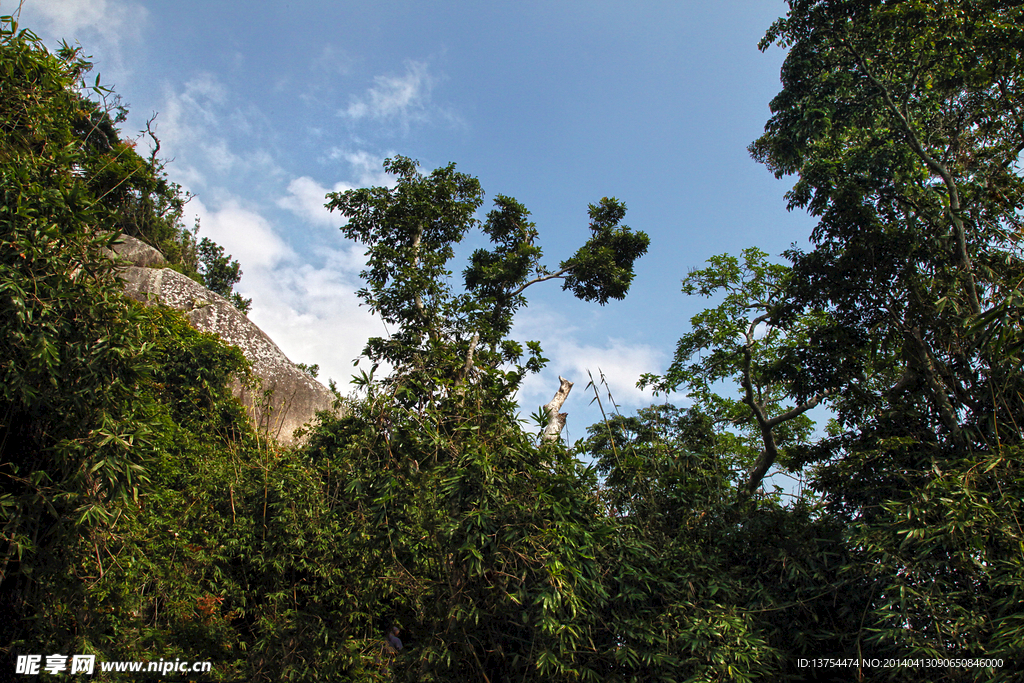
[110,235,336,446]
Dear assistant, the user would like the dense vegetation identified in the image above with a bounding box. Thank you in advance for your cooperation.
[2,1,1023,681]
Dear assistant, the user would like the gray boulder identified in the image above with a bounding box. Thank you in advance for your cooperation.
[110,234,167,268]
[114,238,336,446]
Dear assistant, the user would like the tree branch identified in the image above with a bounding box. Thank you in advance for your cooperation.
[745,313,772,346]
[738,327,836,496]
[145,113,160,166]
[455,332,480,393]
[463,332,479,376]
[765,388,836,429]
[738,339,775,496]
[409,222,440,343]
[510,266,572,298]
[906,326,963,445]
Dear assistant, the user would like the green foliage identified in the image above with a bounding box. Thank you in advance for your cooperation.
[585,404,723,516]
[1,23,653,679]
[754,0,1024,514]
[752,0,1024,447]
[0,18,357,681]
[639,249,830,496]
[579,403,856,681]
[320,155,652,680]
[302,396,612,681]
[685,0,1024,677]
[295,361,320,378]
[838,448,1024,675]
[580,2,1024,679]
[560,197,650,306]
[1,14,164,588]
[6,4,1024,681]
[197,235,252,313]
[326,155,648,401]
[23,312,252,676]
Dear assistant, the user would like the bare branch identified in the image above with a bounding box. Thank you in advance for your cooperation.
[455,333,480,394]
[745,313,772,345]
[145,113,161,166]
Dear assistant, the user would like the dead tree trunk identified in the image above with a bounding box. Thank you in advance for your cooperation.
[541,376,573,442]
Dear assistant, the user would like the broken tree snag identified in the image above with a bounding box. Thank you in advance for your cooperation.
[541,376,574,442]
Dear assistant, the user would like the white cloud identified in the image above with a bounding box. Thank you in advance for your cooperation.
[311,44,353,77]
[277,177,353,228]
[523,337,664,409]
[151,73,283,190]
[134,65,388,396]
[240,249,384,390]
[340,61,434,127]
[339,150,397,187]
[158,73,227,148]
[14,0,147,91]
[183,72,229,107]
[185,197,294,271]
[19,0,147,48]
[203,138,240,174]
[508,306,666,436]
[277,152,395,227]
[181,194,382,394]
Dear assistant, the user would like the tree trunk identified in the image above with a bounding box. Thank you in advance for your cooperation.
[541,376,573,442]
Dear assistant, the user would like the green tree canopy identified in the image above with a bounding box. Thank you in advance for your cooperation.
[326,155,649,409]
[741,1,1024,675]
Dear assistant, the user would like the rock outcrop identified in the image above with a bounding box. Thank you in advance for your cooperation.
[111,234,336,446]
[110,234,167,268]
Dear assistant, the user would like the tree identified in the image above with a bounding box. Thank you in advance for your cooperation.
[325,156,648,428]
[640,248,832,498]
[0,15,164,590]
[749,1,1024,676]
[197,235,252,313]
[579,400,859,682]
[0,20,323,681]
[751,0,1024,456]
[315,156,650,680]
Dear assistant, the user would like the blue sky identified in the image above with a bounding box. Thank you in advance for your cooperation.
[14,0,817,445]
